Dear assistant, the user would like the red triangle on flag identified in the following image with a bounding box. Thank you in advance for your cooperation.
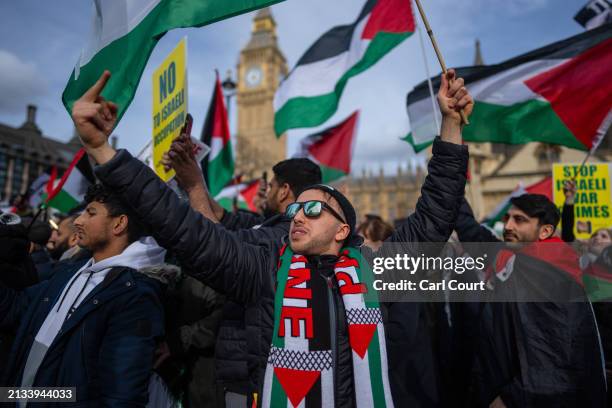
[348,324,377,359]
[525,176,553,201]
[307,111,359,174]
[274,367,320,407]
[524,38,612,150]
[240,180,260,212]
[362,0,415,39]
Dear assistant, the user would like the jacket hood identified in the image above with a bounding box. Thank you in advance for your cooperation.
[87,236,166,273]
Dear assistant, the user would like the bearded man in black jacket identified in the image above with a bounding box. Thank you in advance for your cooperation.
[71,68,473,407]
[455,195,607,408]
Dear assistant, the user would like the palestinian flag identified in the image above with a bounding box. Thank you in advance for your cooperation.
[45,149,95,213]
[274,0,414,136]
[404,24,612,153]
[483,176,553,227]
[28,169,55,209]
[201,73,234,197]
[294,111,359,183]
[215,179,259,212]
[575,0,612,30]
[62,0,284,122]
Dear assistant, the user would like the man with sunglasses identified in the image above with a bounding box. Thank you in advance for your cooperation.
[163,143,322,406]
[71,68,473,407]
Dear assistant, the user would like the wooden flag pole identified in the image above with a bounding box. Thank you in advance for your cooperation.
[413,0,469,125]
[572,148,595,183]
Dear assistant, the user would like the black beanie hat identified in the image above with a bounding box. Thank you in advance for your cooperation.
[300,184,357,235]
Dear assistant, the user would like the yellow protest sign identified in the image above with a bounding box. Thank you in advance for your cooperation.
[553,163,612,240]
[152,37,187,181]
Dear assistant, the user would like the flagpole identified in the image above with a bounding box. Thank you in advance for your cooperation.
[574,149,595,181]
[26,204,47,234]
[413,0,469,125]
[417,25,441,133]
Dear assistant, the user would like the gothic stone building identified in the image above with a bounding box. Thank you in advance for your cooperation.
[0,105,81,201]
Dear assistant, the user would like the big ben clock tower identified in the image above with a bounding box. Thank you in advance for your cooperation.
[236,7,288,179]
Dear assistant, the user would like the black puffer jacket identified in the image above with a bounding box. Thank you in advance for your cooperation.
[215,212,289,395]
[94,137,468,406]
[455,199,606,407]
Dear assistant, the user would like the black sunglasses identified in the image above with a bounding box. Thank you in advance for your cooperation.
[285,200,347,224]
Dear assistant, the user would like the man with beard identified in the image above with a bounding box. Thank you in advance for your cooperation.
[46,214,91,263]
[0,184,165,405]
[454,195,607,407]
[46,215,78,261]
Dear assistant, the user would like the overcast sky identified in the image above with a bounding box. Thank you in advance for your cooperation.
[0,0,588,175]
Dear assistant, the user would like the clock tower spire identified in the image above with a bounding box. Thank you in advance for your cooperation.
[235,7,288,179]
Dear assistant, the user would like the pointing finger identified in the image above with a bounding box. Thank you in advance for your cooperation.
[82,70,111,101]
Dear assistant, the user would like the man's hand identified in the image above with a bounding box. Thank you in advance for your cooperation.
[438,69,474,123]
[563,179,577,205]
[438,69,474,144]
[161,132,222,222]
[71,70,118,164]
[162,133,205,193]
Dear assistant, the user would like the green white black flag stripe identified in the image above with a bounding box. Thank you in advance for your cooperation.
[274,0,414,136]
[63,0,284,122]
[404,25,612,153]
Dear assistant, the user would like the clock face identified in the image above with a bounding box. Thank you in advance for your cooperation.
[245,66,263,88]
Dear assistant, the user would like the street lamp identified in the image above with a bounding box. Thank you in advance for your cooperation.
[221,69,237,119]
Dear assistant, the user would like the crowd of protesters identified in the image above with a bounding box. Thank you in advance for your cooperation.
[0,69,610,408]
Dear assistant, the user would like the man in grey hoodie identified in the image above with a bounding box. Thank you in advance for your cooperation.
[1,183,166,406]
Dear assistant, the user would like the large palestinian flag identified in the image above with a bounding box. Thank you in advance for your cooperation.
[483,176,553,227]
[201,74,234,198]
[405,24,612,153]
[294,111,359,183]
[45,149,95,213]
[274,0,414,136]
[63,0,284,123]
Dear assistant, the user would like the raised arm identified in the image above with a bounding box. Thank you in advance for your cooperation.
[71,71,271,304]
[561,179,576,243]
[455,197,500,243]
[161,133,223,223]
[390,69,473,243]
[164,134,267,229]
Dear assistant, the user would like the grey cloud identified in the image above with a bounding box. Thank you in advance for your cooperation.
[0,50,48,114]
